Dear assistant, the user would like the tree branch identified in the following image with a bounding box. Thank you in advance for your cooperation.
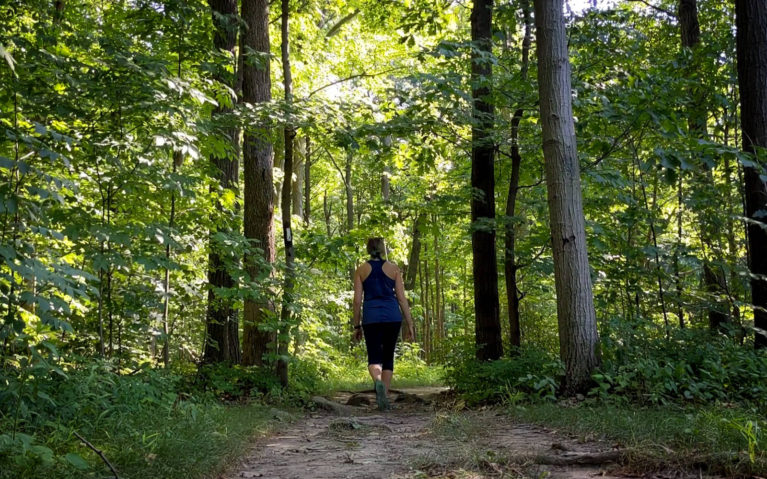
[73,431,120,479]
[303,67,405,99]
[626,0,677,18]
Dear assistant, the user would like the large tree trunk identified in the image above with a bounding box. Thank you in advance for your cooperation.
[534,0,600,393]
[504,0,532,350]
[276,0,295,387]
[204,0,241,365]
[241,0,276,366]
[735,0,767,349]
[470,0,503,361]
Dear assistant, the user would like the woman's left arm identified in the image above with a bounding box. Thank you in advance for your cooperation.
[394,269,416,342]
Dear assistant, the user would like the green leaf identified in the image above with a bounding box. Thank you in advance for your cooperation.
[65,452,90,470]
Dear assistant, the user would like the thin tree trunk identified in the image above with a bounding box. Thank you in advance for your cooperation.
[405,213,426,291]
[471,0,503,361]
[292,145,303,220]
[304,137,311,224]
[680,0,729,332]
[534,0,600,394]
[161,150,181,367]
[504,0,532,351]
[735,0,767,348]
[241,0,276,366]
[323,191,332,236]
[423,255,432,361]
[419,258,428,356]
[434,219,443,343]
[674,176,684,327]
[204,0,241,364]
[636,155,670,334]
[276,0,295,387]
[344,150,354,233]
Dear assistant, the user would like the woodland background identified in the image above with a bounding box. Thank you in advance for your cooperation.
[2,0,767,477]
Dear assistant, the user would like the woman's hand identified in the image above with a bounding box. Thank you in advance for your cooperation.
[402,322,416,342]
[353,326,363,343]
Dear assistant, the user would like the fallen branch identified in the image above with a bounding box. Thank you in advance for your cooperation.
[73,431,120,479]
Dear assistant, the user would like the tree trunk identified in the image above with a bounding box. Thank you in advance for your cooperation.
[304,137,311,224]
[344,150,354,233]
[433,219,444,343]
[679,0,700,50]
[204,0,241,364]
[276,0,294,387]
[471,0,503,361]
[735,0,767,348]
[534,0,600,393]
[292,140,304,220]
[241,0,276,367]
[405,213,426,291]
[161,150,181,367]
[504,0,532,351]
[680,0,730,332]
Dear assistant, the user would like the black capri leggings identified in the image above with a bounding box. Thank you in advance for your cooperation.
[362,322,402,371]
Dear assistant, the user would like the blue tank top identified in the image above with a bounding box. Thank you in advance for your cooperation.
[362,260,402,324]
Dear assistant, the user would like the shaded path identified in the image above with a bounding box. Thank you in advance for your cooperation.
[224,388,646,479]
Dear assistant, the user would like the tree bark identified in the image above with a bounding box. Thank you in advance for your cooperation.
[292,139,304,220]
[204,0,241,364]
[405,213,426,291]
[504,0,532,350]
[344,150,354,233]
[304,137,311,224]
[241,0,276,366]
[276,0,294,387]
[534,0,600,393]
[735,0,767,348]
[471,0,503,361]
[679,0,700,49]
[161,150,182,367]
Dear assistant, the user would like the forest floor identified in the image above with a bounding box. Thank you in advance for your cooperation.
[221,387,702,479]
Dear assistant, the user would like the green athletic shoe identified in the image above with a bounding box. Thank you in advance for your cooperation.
[374,380,389,411]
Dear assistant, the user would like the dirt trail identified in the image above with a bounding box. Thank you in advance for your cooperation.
[225,388,636,479]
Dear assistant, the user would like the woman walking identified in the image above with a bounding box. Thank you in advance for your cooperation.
[352,237,416,411]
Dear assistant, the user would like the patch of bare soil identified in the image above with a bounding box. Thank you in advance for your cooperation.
[222,388,689,479]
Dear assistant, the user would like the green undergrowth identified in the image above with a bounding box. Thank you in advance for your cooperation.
[313,342,446,393]
[447,329,767,409]
[0,361,297,479]
[443,329,767,476]
[507,403,767,476]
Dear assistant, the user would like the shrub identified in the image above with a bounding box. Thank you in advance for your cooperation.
[445,344,563,405]
[592,329,767,407]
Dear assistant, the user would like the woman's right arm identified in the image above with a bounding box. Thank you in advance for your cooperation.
[352,266,363,341]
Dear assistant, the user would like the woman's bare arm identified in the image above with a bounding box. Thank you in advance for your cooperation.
[352,267,363,328]
[394,267,416,341]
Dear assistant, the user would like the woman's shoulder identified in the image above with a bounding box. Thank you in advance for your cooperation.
[382,260,400,277]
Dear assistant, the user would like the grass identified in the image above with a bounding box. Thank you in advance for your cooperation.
[506,402,767,476]
[320,363,446,393]
[1,374,296,479]
[84,401,292,479]
[315,344,446,393]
